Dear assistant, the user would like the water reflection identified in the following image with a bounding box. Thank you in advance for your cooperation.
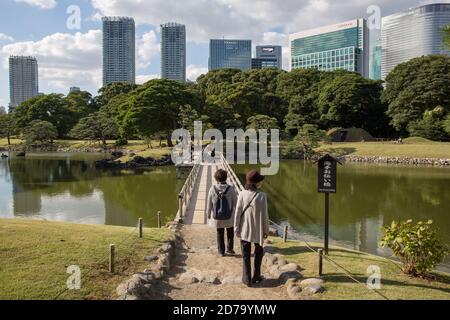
[0,153,183,227]
[234,161,450,259]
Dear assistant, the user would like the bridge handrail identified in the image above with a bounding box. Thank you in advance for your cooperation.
[176,154,201,219]
[219,152,244,192]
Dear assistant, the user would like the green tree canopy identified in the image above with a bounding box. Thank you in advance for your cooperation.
[13,94,80,137]
[69,112,119,146]
[24,120,58,145]
[0,113,18,145]
[118,79,194,146]
[382,55,450,134]
[96,82,137,107]
[246,114,279,131]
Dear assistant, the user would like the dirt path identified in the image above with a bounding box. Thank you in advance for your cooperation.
[153,224,291,300]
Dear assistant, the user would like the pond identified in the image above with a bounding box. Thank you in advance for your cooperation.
[0,153,183,227]
[0,153,448,269]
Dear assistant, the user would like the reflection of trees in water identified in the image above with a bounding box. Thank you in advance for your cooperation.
[6,157,183,227]
[234,162,450,246]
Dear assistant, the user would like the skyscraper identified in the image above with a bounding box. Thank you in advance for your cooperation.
[370,38,382,80]
[9,56,39,111]
[209,39,252,71]
[290,19,370,78]
[381,3,450,80]
[161,22,186,83]
[102,17,135,87]
[255,45,282,69]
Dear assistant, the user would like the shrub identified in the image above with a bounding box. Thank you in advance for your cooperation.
[114,138,128,147]
[380,220,448,276]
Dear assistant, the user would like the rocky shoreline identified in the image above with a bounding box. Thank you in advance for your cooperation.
[341,155,450,166]
[95,154,173,169]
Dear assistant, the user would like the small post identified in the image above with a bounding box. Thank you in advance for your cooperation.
[178,194,183,218]
[138,217,143,238]
[283,225,289,242]
[318,249,323,276]
[324,193,329,255]
[157,211,161,229]
[109,244,115,273]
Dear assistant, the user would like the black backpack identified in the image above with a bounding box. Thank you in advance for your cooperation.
[213,186,231,220]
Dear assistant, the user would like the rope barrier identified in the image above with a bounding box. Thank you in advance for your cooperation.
[268,219,390,300]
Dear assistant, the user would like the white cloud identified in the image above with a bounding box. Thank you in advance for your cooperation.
[136,74,160,84]
[0,33,14,42]
[187,64,208,81]
[1,30,102,92]
[15,0,57,9]
[137,30,160,69]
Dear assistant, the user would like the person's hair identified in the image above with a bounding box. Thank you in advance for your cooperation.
[214,169,228,183]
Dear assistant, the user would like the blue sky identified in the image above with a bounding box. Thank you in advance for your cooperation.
[0,0,446,108]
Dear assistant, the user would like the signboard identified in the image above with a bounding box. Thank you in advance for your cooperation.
[317,154,338,193]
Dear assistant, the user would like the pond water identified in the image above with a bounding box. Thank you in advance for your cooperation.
[0,153,448,269]
[0,153,183,227]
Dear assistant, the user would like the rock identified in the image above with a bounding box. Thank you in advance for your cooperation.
[116,283,129,296]
[158,253,170,270]
[269,227,278,236]
[132,272,155,284]
[124,294,139,300]
[144,255,158,262]
[263,253,278,267]
[299,278,324,288]
[287,285,302,299]
[221,276,242,285]
[279,271,303,284]
[207,276,221,285]
[179,272,199,284]
[276,257,287,267]
[280,263,299,273]
[269,265,280,275]
[159,243,172,254]
[303,285,324,294]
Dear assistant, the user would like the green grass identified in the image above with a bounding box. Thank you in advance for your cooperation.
[0,219,173,300]
[117,147,172,162]
[317,140,450,158]
[270,238,450,300]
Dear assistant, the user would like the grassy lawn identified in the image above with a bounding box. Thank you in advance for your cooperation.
[317,138,450,158]
[0,219,173,300]
[270,237,450,300]
[116,147,172,162]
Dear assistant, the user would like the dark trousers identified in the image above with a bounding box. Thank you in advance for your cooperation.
[217,227,234,254]
[240,240,264,286]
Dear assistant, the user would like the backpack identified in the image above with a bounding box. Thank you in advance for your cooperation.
[213,185,232,220]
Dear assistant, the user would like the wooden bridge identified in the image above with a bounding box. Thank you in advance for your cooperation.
[176,152,244,225]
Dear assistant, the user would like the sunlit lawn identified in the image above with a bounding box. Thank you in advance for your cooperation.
[0,219,173,300]
[270,238,450,300]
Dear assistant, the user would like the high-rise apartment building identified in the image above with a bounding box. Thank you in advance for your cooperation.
[370,38,382,80]
[102,17,135,87]
[381,3,450,80]
[9,56,39,110]
[209,39,252,71]
[255,45,282,69]
[161,22,186,83]
[290,19,370,77]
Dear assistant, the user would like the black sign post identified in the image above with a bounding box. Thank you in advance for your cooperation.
[317,154,341,255]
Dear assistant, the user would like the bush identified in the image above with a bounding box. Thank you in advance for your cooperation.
[114,138,128,147]
[380,220,448,276]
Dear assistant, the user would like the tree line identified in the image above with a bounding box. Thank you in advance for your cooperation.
[1,54,450,147]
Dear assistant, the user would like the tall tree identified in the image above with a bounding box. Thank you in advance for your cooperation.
[118,79,194,147]
[24,120,58,145]
[13,94,79,138]
[0,113,17,145]
[69,112,119,146]
[96,82,137,107]
[382,55,450,134]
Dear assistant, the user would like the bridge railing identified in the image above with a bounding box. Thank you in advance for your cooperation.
[219,152,244,192]
[176,156,201,220]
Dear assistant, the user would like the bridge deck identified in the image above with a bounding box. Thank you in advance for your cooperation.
[183,163,220,224]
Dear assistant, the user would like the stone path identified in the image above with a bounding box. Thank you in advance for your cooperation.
[152,224,292,300]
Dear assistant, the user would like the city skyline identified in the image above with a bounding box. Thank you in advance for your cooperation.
[0,0,449,107]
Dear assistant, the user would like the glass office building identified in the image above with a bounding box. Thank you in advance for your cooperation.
[370,38,382,80]
[161,22,186,83]
[102,17,135,86]
[290,19,369,77]
[381,3,450,80]
[209,39,252,71]
[254,45,282,69]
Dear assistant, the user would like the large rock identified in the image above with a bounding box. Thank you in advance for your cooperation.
[303,285,325,294]
[279,271,303,284]
[144,255,158,262]
[263,253,278,267]
[299,278,324,288]
[280,263,299,273]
